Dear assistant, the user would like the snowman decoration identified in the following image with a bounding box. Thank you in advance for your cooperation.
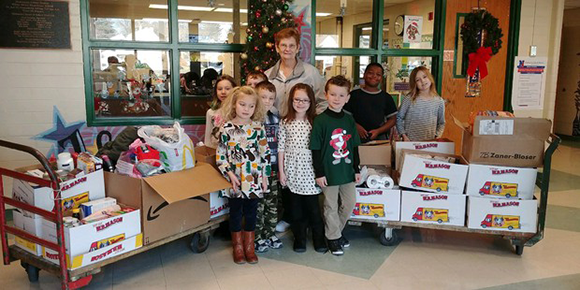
[329,128,352,165]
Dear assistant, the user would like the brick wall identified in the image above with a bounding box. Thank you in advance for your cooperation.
[0,0,83,195]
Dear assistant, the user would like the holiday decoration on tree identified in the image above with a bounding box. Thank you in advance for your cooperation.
[241,0,297,84]
[460,9,503,97]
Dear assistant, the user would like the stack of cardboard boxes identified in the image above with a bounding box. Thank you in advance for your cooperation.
[12,168,144,269]
[352,141,401,222]
[393,116,552,234]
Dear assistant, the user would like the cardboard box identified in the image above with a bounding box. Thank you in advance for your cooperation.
[394,139,455,170]
[105,162,231,244]
[13,210,43,256]
[467,196,538,233]
[195,146,217,170]
[41,208,141,257]
[466,164,537,200]
[359,141,392,166]
[399,150,469,194]
[42,233,143,270]
[455,116,552,167]
[401,190,466,226]
[209,191,229,219]
[351,187,400,221]
[12,169,106,218]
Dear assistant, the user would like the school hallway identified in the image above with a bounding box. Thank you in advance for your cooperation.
[1,141,580,290]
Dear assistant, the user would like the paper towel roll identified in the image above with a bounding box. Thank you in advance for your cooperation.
[379,176,395,189]
[366,175,382,189]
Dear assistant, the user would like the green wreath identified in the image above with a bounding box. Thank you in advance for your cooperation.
[460,10,503,56]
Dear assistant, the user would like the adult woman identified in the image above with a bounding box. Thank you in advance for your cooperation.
[265,28,326,116]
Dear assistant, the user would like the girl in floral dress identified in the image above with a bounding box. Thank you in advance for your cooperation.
[216,86,270,264]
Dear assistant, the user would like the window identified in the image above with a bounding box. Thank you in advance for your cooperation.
[82,0,246,126]
[313,0,443,95]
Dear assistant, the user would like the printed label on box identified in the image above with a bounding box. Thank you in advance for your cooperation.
[478,119,514,135]
[466,164,537,200]
[401,191,466,226]
[43,233,143,269]
[352,188,401,221]
[399,155,468,194]
[467,196,537,233]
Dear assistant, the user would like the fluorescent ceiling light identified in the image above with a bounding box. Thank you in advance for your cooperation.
[149,4,247,13]
[316,12,332,17]
[362,27,372,31]
[141,18,192,23]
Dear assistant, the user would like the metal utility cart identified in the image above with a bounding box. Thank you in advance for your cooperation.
[0,139,225,289]
[350,134,560,255]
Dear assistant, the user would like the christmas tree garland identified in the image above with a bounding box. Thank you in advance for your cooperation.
[460,10,503,56]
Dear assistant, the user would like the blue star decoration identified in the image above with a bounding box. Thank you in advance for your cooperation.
[34,106,86,157]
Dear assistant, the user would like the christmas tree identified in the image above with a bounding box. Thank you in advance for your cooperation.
[241,0,296,84]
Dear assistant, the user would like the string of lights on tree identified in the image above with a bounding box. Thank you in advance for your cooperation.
[240,0,296,84]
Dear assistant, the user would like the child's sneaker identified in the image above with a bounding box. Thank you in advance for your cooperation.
[275,220,291,232]
[327,239,344,256]
[255,239,269,253]
[339,236,350,248]
[268,236,283,249]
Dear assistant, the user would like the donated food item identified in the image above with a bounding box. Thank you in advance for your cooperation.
[57,152,74,172]
[80,197,118,218]
[77,152,103,174]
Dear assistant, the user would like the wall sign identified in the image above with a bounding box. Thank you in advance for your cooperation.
[511,57,548,110]
[403,15,423,44]
[0,0,71,49]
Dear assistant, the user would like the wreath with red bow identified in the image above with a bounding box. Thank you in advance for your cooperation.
[460,10,503,79]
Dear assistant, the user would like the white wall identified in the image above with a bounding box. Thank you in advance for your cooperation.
[514,0,565,121]
[553,8,580,136]
[0,0,84,196]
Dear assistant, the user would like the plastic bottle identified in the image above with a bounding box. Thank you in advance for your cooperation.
[72,208,81,220]
[101,155,115,172]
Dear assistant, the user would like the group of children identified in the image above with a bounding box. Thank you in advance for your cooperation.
[206,63,445,264]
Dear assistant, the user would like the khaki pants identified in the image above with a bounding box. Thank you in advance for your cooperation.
[322,182,356,240]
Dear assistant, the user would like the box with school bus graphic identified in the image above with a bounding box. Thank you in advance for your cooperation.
[401,190,466,226]
[42,233,143,270]
[41,206,141,257]
[12,169,106,219]
[351,188,401,221]
[467,196,538,233]
[465,164,537,200]
[398,150,469,194]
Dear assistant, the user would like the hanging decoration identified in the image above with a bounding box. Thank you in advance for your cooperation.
[460,9,503,97]
[240,0,296,83]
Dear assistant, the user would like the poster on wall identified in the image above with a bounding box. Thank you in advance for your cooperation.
[511,57,548,110]
[403,16,423,44]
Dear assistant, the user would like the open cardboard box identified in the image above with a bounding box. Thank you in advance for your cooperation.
[398,149,469,195]
[393,139,455,170]
[195,146,217,170]
[105,162,231,245]
[359,140,392,166]
[454,116,551,167]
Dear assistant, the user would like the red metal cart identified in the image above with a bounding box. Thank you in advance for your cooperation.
[0,139,225,289]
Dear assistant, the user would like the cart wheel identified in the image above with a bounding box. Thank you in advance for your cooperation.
[190,231,211,253]
[379,228,399,246]
[25,264,40,282]
[515,245,524,256]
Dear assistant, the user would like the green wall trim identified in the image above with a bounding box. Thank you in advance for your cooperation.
[453,13,468,78]
[504,0,522,112]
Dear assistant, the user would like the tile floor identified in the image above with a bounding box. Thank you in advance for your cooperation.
[1,144,580,289]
